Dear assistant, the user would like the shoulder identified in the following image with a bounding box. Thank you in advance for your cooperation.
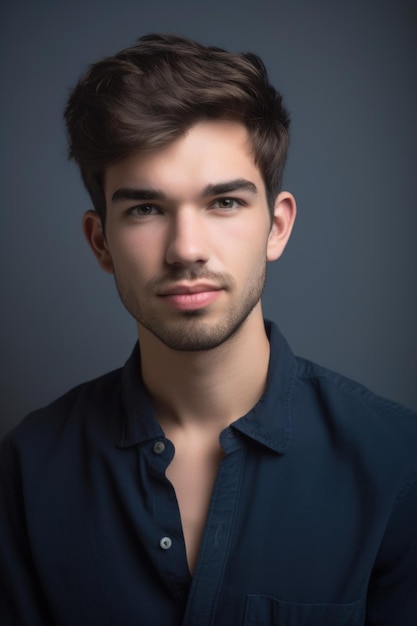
[293,355,417,467]
[295,355,416,421]
[1,366,124,463]
[267,319,417,434]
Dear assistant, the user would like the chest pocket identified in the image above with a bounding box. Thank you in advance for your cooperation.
[244,594,365,625]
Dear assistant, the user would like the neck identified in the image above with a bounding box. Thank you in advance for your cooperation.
[138,306,270,433]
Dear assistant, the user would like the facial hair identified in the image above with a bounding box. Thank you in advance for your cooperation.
[113,262,267,352]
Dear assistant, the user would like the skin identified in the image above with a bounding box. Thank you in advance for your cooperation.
[83,119,296,573]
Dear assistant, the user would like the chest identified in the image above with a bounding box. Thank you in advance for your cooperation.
[24,431,388,624]
[165,441,223,574]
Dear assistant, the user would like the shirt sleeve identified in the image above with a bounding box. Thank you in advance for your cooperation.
[0,434,54,626]
[366,463,417,625]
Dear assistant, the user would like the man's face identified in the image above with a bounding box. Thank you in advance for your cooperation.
[90,120,291,351]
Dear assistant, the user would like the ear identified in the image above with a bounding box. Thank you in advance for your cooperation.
[82,210,114,274]
[266,191,297,261]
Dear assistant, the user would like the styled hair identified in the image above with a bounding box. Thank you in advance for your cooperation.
[64,33,290,223]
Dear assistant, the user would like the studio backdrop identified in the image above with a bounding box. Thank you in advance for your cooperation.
[1,0,416,438]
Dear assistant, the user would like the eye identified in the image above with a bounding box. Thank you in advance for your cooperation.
[211,197,242,210]
[128,204,161,217]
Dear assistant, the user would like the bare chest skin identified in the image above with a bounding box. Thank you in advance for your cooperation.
[164,429,224,575]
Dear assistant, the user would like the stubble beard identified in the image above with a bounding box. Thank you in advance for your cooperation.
[113,263,267,352]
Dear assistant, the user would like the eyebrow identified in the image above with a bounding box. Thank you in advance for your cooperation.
[202,179,258,197]
[111,188,166,203]
[111,178,258,204]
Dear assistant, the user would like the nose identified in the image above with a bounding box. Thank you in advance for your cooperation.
[165,208,210,267]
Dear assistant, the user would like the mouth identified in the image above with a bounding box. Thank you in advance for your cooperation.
[158,282,221,296]
[158,283,223,310]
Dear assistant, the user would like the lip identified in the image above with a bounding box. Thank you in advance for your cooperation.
[158,283,223,310]
[158,282,221,296]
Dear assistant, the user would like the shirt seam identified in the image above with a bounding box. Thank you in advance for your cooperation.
[296,360,417,421]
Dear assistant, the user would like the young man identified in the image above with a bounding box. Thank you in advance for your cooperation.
[1,34,416,625]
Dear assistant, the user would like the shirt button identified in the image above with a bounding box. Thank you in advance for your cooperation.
[160,536,172,550]
[153,441,165,454]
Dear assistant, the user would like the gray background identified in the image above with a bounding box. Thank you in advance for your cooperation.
[1,0,416,438]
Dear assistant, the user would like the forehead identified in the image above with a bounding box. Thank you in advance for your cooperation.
[104,120,266,202]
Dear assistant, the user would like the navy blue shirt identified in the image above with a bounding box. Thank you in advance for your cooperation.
[1,322,417,625]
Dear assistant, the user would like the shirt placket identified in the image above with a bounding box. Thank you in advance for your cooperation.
[182,429,246,626]
[142,437,191,603]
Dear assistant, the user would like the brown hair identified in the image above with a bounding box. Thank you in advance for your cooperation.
[64,33,290,223]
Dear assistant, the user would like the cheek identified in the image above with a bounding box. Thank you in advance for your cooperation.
[107,243,156,282]
[230,229,270,263]
[213,216,270,255]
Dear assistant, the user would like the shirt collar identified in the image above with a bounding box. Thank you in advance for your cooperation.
[117,320,295,454]
[117,345,164,447]
[230,320,295,454]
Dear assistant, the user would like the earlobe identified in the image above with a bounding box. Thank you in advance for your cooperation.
[82,210,114,273]
[266,192,297,261]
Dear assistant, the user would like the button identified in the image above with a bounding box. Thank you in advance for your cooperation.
[160,536,172,550]
[153,441,165,454]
